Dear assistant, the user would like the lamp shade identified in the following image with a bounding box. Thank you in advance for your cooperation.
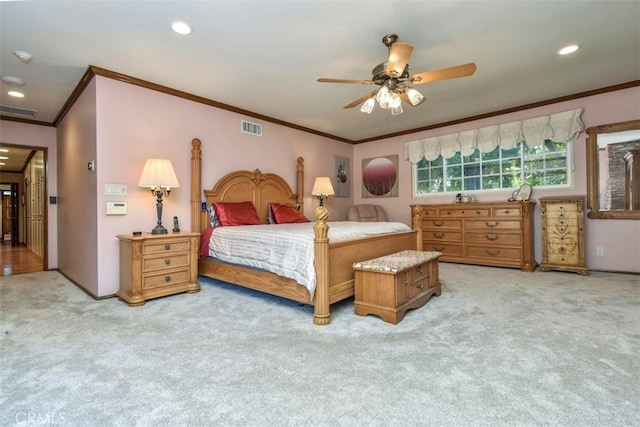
[138,159,180,189]
[311,177,335,197]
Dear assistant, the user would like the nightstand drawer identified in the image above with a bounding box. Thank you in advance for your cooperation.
[143,253,190,272]
[142,268,191,290]
[143,239,191,255]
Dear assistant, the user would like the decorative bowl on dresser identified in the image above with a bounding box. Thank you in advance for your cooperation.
[411,201,536,272]
[117,232,201,306]
[539,196,588,276]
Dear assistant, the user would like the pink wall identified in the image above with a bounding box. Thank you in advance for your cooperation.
[354,86,640,273]
[56,79,99,292]
[0,120,58,268]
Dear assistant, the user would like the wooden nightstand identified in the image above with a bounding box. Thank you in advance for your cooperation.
[353,250,442,324]
[117,232,200,306]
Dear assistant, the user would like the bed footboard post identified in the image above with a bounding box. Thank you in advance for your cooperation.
[313,206,331,325]
[411,205,424,251]
[191,138,202,232]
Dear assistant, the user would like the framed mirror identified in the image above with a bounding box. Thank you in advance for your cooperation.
[586,119,640,219]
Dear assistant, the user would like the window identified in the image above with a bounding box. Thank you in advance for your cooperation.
[414,139,571,195]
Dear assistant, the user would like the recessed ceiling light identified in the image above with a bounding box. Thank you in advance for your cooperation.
[8,91,24,98]
[558,44,580,55]
[0,163,5,166]
[0,148,8,152]
[171,21,192,35]
[0,156,8,160]
[1,76,25,86]
[13,50,33,63]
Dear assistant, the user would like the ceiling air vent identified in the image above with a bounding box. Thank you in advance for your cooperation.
[0,105,38,118]
[241,120,262,136]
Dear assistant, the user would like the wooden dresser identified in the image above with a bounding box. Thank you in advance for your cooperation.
[117,232,200,306]
[411,201,536,271]
[539,196,588,276]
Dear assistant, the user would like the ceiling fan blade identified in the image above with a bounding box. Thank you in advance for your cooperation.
[317,78,375,85]
[386,42,413,77]
[344,91,378,109]
[398,91,427,107]
[408,63,477,85]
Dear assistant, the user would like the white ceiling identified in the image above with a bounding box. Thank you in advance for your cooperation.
[1,1,639,147]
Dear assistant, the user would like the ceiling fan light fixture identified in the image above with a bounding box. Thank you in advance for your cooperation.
[407,88,424,106]
[391,104,403,116]
[361,97,375,114]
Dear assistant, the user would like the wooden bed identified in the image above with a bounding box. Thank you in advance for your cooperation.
[189,138,419,325]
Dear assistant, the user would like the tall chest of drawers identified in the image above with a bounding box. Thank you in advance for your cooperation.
[411,201,536,271]
[539,196,588,276]
[117,232,201,306]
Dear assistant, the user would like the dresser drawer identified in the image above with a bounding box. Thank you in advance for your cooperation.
[423,230,463,243]
[424,243,463,257]
[419,208,439,218]
[421,219,462,230]
[493,206,522,217]
[466,245,522,261]
[142,268,191,290]
[440,208,490,218]
[466,219,522,231]
[143,239,191,255]
[143,253,190,272]
[544,204,578,215]
[465,232,522,245]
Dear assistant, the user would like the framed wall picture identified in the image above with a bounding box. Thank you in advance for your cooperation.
[334,156,350,197]
[362,154,399,198]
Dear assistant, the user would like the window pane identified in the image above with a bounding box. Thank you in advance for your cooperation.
[482,175,501,189]
[448,165,462,178]
[464,177,481,190]
[447,179,463,192]
[463,163,480,176]
[448,152,461,165]
[483,161,501,175]
[502,174,518,188]
[464,150,480,162]
[483,147,500,160]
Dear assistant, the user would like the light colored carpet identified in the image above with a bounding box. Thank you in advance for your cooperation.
[1,264,638,426]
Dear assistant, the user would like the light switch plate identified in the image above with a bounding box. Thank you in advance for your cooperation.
[105,184,127,196]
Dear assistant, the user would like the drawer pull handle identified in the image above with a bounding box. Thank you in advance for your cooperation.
[486,221,499,228]
[164,259,171,265]
[165,244,171,250]
[417,281,425,289]
[433,232,445,239]
[485,234,499,241]
[165,276,171,282]
[433,221,445,226]
[416,266,424,273]
[504,210,510,215]
[475,210,481,215]
[485,249,501,256]
[434,246,445,251]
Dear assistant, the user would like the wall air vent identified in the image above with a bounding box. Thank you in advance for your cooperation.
[0,105,38,118]
[241,120,262,136]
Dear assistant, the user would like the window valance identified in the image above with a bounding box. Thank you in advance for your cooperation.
[404,108,584,163]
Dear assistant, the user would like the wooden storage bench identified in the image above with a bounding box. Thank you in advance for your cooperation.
[353,250,442,324]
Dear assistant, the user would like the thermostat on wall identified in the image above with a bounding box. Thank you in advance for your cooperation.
[106,202,127,215]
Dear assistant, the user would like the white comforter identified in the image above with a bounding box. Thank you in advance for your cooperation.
[208,221,412,297]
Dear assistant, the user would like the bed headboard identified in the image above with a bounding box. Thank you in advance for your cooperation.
[190,138,304,231]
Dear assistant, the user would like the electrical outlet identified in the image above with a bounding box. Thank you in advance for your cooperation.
[596,246,605,257]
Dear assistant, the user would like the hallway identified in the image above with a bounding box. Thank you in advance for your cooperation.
[0,242,44,276]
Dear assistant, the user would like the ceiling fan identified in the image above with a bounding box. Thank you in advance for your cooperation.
[317,34,477,115]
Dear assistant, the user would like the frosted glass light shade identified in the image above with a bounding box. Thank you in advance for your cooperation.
[138,159,180,190]
[391,104,403,115]
[407,88,424,106]
[361,97,375,114]
[311,177,335,197]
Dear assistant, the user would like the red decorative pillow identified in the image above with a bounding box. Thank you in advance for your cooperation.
[213,201,262,226]
[270,203,309,224]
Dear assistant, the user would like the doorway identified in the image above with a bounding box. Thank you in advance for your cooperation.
[0,146,47,276]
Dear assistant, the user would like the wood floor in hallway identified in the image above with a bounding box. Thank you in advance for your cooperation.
[0,242,44,276]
